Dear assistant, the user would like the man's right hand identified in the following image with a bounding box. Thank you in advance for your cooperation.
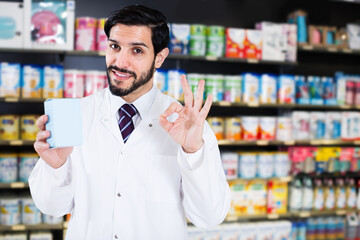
[34,115,73,169]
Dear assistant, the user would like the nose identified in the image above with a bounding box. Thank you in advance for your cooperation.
[114,50,131,69]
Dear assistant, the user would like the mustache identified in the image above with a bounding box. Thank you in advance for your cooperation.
[107,65,137,79]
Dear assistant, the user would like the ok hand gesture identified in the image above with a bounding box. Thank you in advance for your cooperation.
[159,74,212,153]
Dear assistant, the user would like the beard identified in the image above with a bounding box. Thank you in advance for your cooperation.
[107,60,155,97]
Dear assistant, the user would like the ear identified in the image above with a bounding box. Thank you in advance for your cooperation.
[154,47,169,69]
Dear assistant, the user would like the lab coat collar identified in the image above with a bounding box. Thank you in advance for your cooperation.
[99,88,165,144]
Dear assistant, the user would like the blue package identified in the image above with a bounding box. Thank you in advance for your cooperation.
[45,98,83,148]
[297,15,307,43]
[295,75,309,104]
[323,77,337,105]
[0,17,16,39]
[242,72,260,104]
[168,23,190,55]
[308,76,323,105]
[153,69,168,94]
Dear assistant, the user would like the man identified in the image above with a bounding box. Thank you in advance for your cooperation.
[30,5,231,240]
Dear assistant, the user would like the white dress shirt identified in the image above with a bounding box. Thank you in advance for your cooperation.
[29,86,231,240]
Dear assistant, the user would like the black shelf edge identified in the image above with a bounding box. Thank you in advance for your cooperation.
[298,45,360,55]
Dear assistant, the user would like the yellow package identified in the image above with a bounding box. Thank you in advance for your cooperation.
[267,179,288,214]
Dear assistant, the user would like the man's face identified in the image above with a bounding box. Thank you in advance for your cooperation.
[105,24,156,101]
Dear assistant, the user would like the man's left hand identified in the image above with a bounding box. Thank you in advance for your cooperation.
[159,74,213,153]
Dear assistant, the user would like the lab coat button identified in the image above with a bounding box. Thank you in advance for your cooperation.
[114,234,118,239]
[117,193,121,197]
[149,123,152,127]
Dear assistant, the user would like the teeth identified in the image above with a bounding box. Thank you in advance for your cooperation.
[114,71,130,78]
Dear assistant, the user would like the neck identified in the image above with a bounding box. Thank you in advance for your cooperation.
[122,82,153,103]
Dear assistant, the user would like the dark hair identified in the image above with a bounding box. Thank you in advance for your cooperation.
[104,5,170,56]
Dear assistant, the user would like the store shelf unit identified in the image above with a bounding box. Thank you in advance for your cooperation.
[218,139,360,146]
[298,44,360,55]
[0,182,29,189]
[0,223,63,232]
[225,209,359,222]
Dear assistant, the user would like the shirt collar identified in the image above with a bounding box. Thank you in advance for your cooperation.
[109,85,157,120]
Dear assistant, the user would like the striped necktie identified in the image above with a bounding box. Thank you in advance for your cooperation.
[118,104,137,143]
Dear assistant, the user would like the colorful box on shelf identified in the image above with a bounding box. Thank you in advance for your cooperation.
[0,2,24,49]
[23,0,75,51]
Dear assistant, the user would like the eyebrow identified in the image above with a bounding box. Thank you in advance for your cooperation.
[108,38,149,49]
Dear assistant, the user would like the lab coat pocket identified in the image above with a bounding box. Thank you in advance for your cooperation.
[148,154,182,205]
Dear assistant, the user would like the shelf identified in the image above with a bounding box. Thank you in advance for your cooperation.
[212,101,360,110]
[0,223,63,231]
[218,139,359,146]
[0,140,35,146]
[0,182,29,189]
[0,97,46,103]
[298,44,360,55]
[228,176,292,183]
[167,54,297,65]
[225,209,359,222]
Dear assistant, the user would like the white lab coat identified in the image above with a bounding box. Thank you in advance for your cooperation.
[29,88,231,240]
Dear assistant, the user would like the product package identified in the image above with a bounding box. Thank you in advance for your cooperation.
[189,24,206,56]
[0,2,24,49]
[75,17,97,51]
[309,112,326,140]
[244,30,262,59]
[308,76,324,105]
[207,117,224,140]
[259,74,277,104]
[168,23,190,55]
[276,116,292,141]
[295,75,309,104]
[256,22,286,61]
[23,0,75,50]
[43,65,64,98]
[167,69,185,101]
[224,75,242,103]
[21,64,43,98]
[241,117,259,140]
[0,62,21,98]
[242,73,259,104]
[292,111,310,140]
[259,117,276,140]
[278,75,295,104]
[325,112,341,139]
[267,179,288,214]
[206,25,225,57]
[64,69,85,98]
[44,98,83,148]
[322,77,337,105]
[205,74,224,102]
[225,28,245,58]
[154,69,168,94]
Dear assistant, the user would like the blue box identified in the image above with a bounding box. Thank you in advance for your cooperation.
[44,98,83,148]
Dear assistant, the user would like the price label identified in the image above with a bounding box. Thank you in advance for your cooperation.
[257,140,269,146]
[10,140,23,146]
[327,47,338,52]
[10,182,25,188]
[267,214,279,219]
[5,98,19,102]
[12,225,26,231]
[299,212,311,218]
[302,45,314,50]
[205,56,218,61]
[247,59,259,64]
[284,140,295,145]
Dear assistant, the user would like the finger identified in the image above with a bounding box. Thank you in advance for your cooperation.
[36,115,48,131]
[181,74,193,108]
[159,114,174,132]
[194,79,205,111]
[161,102,184,118]
[33,141,50,152]
[36,130,50,142]
[200,94,213,119]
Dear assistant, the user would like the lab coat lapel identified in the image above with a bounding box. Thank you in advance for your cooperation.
[126,89,164,144]
[99,90,123,142]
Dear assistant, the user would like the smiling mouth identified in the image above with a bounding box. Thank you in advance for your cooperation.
[112,70,133,79]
